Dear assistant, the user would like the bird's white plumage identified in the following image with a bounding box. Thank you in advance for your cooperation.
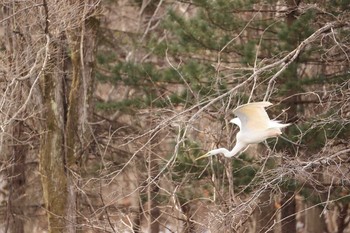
[196,101,290,160]
[229,117,241,128]
[232,101,273,132]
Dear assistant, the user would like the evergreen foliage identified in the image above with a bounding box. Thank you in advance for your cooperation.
[96,0,350,231]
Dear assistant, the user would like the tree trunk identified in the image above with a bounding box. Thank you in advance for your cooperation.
[38,1,99,232]
[39,33,68,233]
[146,131,161,233]
[254,144,276,233]
[280,1,300,232]
[305,204,327,233]
[7,122,27,233]
[64,13,99,231]
[2,3,29,232]
[281,192,296,233]
[255,191,275,233]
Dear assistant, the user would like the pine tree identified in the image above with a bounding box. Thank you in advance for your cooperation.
[96,0,350,232]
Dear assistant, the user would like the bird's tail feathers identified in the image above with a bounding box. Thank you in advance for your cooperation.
[270,120,291,129]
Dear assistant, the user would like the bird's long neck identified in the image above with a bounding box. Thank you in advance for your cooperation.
[226,142,248,158]
[209,148,230,156]
[208,143,248,158]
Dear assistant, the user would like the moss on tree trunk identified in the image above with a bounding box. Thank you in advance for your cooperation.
[40,65,68,233]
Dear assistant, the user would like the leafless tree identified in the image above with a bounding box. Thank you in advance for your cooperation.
[1,0,349,233]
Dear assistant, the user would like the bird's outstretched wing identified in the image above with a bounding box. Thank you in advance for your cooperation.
[232,102,273,131]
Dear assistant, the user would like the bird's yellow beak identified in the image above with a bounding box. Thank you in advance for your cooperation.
[195,153,210,161]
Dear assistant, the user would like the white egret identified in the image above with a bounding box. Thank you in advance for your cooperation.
[196,101,290,160]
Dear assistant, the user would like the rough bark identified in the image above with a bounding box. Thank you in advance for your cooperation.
[38,1,99,232]
[65,10,99,233]
[39,35,68,233]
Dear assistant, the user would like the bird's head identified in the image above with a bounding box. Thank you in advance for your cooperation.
[195,152,213,161]
[195,148,230,160]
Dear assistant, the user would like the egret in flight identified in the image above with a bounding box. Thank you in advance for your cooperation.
[196,102,290,160]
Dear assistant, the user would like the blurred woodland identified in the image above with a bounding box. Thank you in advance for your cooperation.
[0,0,350,232]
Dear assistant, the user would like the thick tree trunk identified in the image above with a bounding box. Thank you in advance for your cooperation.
[39,33,68,233]
[255,190,275,233]
[305,204,327,233]
[280,1,300,232]
[281,192,296,233]
[38,2,99,232]
[65,14,99,232]
[254,143,276,233]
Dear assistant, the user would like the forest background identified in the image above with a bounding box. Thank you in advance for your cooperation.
[0,0,349,232]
